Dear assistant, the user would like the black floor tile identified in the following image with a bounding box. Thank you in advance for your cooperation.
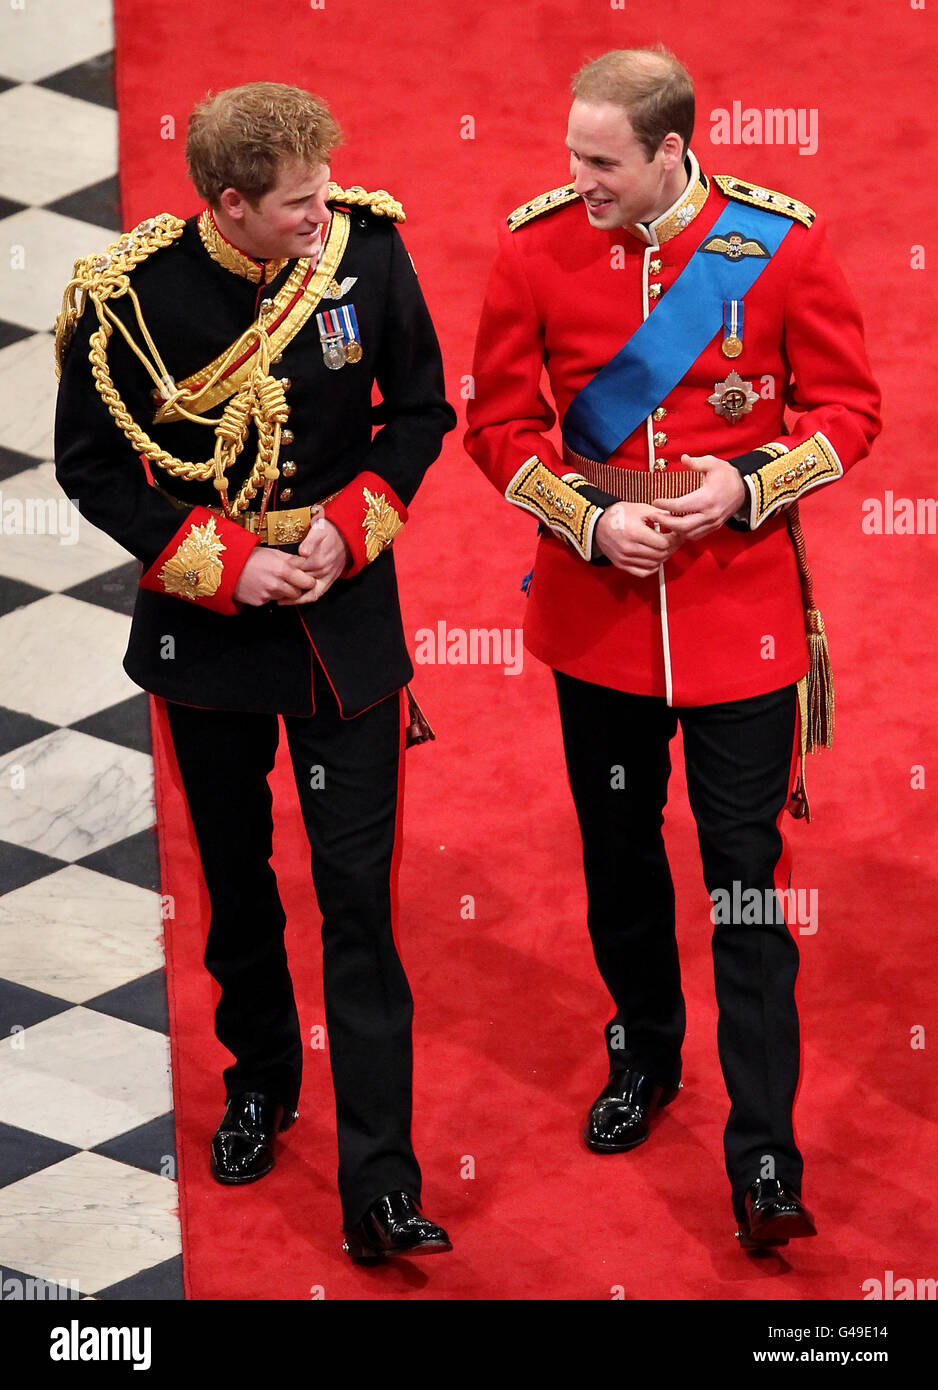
[0,977,73,1036]
[0,317,34,351]
[64,560,142,617]
[0,841,69,894]
[0,580,48,619]
[95,1254,183,1301]
[70,693,152,755]
[0,1121,79,1188]
[0,445,45,483]
[76,827,160,892]
[0,193,27,221]
[91,1111,177,1177]
[0,705,59,757]
[45,175,122,233]
[35,52,117,111]
[84,970,169,1035]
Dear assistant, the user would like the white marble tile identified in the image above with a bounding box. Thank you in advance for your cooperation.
[0,1007,172,1148]
[0,464,132,590]
[0,207,117,334]
[0,333,58,459]
[0,1,113,84]
[0,85,117,206]
[0,1152,180,1295]
[0,594,138,723]
[0,865,163,1003]
[0,727,153,861]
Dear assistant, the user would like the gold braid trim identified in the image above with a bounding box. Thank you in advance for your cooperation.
[327,182,405,222]
[54,213,295,519]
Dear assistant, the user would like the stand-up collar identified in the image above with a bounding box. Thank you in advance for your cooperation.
[197,209,288,284]
[628,150,710,248]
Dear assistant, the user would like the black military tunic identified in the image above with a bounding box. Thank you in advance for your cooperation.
[54,195,456,715]
[53,193,456,1229]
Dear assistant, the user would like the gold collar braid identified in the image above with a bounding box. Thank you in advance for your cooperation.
[197,209,288,283]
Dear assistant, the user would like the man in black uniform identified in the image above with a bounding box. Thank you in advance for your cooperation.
[54,81,456,1262]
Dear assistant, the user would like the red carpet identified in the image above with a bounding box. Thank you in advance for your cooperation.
[116,0,938,1298]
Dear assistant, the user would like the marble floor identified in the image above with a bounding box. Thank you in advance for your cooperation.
[0,0,183,1299]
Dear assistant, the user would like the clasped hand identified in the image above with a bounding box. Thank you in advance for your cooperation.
[594,454,746,578]
[232,508,350,606]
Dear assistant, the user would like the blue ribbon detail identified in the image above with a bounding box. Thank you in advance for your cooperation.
[561,202,793,464]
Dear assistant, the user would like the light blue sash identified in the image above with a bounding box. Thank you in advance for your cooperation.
[561,202,793,463]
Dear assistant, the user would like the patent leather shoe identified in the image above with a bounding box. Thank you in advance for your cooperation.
[736,1178,817,1249]
[585,1068,681,1152]
[343,1191,452,1262]
[210,1091,297,1185]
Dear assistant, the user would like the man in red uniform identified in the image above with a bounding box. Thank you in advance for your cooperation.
[465,48,880,1247]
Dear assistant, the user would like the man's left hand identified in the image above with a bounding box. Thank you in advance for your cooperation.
[277,509,351,604]
[652,454,747,541]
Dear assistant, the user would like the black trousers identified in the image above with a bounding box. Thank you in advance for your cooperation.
[554,671,803,1217]
[164,665,421,1229]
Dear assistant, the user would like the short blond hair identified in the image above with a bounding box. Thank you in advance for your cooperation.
[186,82,342,206]
[572,48,694,160]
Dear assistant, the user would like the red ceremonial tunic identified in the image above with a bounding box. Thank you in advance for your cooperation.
[465,153,881,706]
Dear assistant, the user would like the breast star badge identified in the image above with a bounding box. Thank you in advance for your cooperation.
[708,370,759,423]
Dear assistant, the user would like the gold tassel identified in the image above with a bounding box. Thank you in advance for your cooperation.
[804,606,834,751]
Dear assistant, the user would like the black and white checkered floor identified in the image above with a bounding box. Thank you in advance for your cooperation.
[0,0,183,1300]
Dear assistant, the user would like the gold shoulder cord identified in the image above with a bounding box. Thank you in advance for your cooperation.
[54,212,345,521]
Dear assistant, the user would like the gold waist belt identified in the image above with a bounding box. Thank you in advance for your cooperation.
[210,496,338,546]
[563,444,700,504]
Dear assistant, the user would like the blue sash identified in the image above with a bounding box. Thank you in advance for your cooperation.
[561,202,793,463]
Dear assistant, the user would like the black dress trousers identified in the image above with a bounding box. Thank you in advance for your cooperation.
[553,671,803,1216]
[164,658,422,1229]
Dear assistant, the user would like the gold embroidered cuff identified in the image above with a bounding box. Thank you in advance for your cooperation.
[363,487,404,562]
[744,433,843,529]
[158,516,226,599]
[505,457,601,559]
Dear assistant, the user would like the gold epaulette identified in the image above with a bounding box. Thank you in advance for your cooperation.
[327,183,405,223]
[54,213,185,376]
[714,175,815,229]
[507,183,579,232]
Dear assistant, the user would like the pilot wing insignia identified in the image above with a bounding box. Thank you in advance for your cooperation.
[701,232,770,261]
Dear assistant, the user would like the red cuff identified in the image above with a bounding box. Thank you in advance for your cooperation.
[139,506,259,614]
[320,472,408,578]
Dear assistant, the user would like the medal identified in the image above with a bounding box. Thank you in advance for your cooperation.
[721,299,744,358]
[316,304,362,368]
[708,369,758,423]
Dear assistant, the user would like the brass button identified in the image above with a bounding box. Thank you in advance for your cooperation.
[281,429,294,446]
[653,406,667,422]
[279,378,291,391]
[281,461,297,478]
[649,258,663,274]
[649,283,662,300]
[653,431,668,447]
[654,458,668,471]
[259,298,273,314]
[279,487,293,502]
[272,354,283,364]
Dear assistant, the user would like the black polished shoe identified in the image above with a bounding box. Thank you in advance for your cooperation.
[210,1091,298,1185]
[736,1179,817,1250]
[585,1068,681,1153]
[343,1191,452,1263]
